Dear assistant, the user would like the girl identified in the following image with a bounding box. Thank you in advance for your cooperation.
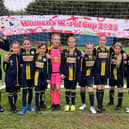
[34,43,48,112]
[3,41,20,113]
[109,42,126,110]
[61,36,81,112]
[19,37,37,115]
[47,33,62,110]
[79,42,96,114]
[94,35,111,113]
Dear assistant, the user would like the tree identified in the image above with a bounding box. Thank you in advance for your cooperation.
[0,0,9,16]
[25,0,129,19]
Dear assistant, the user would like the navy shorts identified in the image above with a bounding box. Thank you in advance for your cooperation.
[109,79,123,88]
[6,84,20,93]
[64,79,77,89]
[80,77,94,87]
[35,80,47,92]
[94,76,107,85]
[20,79,34,89]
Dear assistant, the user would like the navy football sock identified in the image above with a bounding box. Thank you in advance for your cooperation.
[80,91,86,104]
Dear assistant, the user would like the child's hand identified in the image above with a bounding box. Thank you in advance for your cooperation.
[46,53,51,59]
[4,54,10,62]
[81,51,85,57]
[47,80,50,83]
[61,74,65,79]
[123,53,127,60]
[20,64,23,67]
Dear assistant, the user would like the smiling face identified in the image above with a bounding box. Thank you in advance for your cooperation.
[114,45,121,55]
[67,36,76,49]
[22,39,32,51]
[99,35,107,47]
[11,43,20,54]
[38,44,47,55]
[51,34,61,48]
[86,43,94,55]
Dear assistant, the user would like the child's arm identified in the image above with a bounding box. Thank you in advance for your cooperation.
[47,58,52,83]
[0,35,10,51]
[3,53,10,72]
[76,50,82,83]
[60,50,66,79]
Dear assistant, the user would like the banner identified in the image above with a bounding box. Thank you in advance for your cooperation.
[0,15,129,38]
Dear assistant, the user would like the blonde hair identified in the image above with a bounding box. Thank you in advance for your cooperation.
[99,35,106,40]
[113,42,122,49]
[51,33,61,39]
[10,41,20,48]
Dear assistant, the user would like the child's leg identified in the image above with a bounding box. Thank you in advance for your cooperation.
[50,84,55,106]
[54,74,62,110]
[70,88,76,112]
[28,88,33,105]
[40,90,45,104]
[40,90,47,109]
[108,86,115,105]
[55,85,61,109]
[19,88,27,115]
[88,87,94,107]
[22,88,27,107]
[65,89,70,105]
[88,87,96,114]
[116,87,123,109]
[14,92,17,105]
[96,85,102,109]
[64,80,70,111]
[80,87,86,105]
[79,87,86,111]
[96,85,106,113]
[50,74,56,106]
[8,93,15,112]
[0,91,4,112]
[35,91,40,111]
[71,89,76,106]
[100,85,105,109]
[27,88,35,112]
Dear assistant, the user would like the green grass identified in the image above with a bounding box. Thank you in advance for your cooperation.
[0,88,129,129]
[1,47,129,129]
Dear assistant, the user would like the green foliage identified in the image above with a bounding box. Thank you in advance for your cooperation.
[25,0,129,19]
[0,0,9,16]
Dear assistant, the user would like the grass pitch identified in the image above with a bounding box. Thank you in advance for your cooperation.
[0,88,129,129]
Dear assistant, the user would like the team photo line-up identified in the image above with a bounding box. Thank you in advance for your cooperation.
[0,33,129,115]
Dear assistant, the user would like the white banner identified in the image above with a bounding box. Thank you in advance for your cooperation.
[0,15,129,38]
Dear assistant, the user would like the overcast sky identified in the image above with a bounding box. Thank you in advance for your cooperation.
[4,0,35,11]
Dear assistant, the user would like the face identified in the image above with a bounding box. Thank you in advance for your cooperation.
[22,40,32,51]
[99,36,107,47]
[86,44,94,54]
[38,45,46,55]
[67,37,76,48]
[11,43,20,54]
[114,45,121,55]
[51,35,61,48]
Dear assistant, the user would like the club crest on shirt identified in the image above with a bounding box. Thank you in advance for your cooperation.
[31,51,35,55]
[74,52,77,56]
[10,60,13,66]
[22,52,25,55]
[85,57,88,60]
[43,57,46,62]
